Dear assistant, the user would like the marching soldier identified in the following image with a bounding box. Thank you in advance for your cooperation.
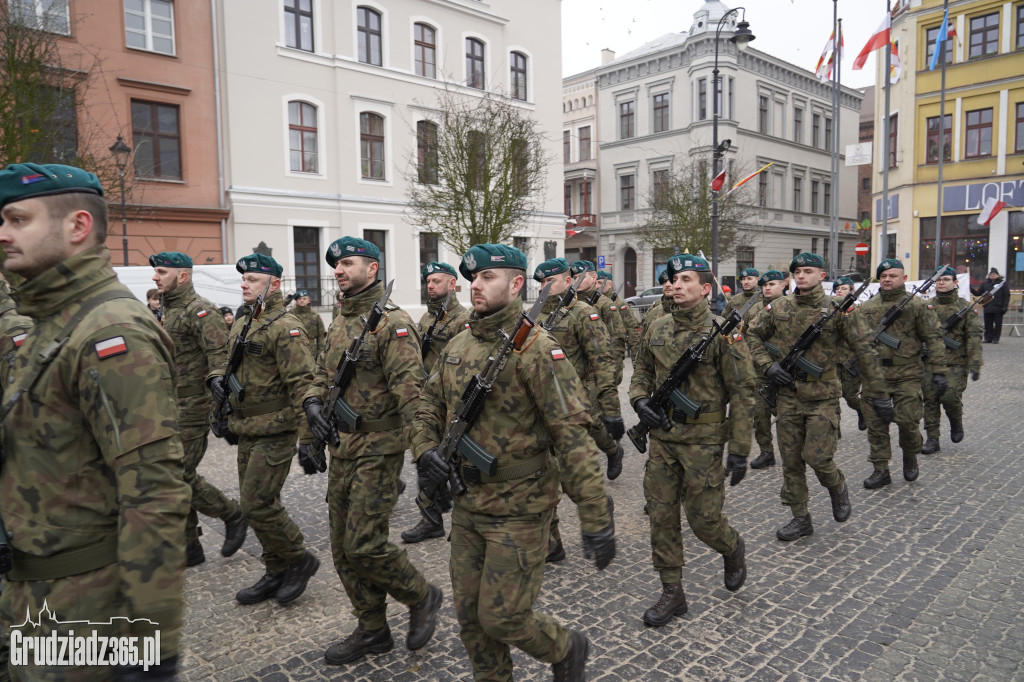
[629,253,753,627]
[0,281,31,392]
[0,162,187,678]
[413,244,615,681]
[831,276,867,432]
[208,253,321,606]
[150,251,248,568]
[855,259,948,489]
[723,268,759,317]
[572,260,626,381]
[600,271,640,358]
[921,266,982,454]
[291,288,327,360]
[303,237,442,666]
[748,269,787,470]
[640,269,673,342]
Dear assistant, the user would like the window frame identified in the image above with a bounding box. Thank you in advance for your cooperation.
[812,113,821,148]
[794,107,803,143]
[969,12,1000,59]
[414,22,436,78]
[125,0,176,56]
[130,99,182,181]
[811,179,820,214]
[288,100,319,174]
[579,180,592,215]
[1017,5,1024,50]
[466,37,485,89]
[283,0,314,52]
[578,126,591,161]
[698,79,707,121]
[823,181,832,215]
[358,6,383,66]
[758,95,769,134]
[1016,102,1024,153]
[416,119,438,184]
[926,113,952,163]
[888,113,899,168]
[653,92,669,133]
[824,117,833,152]
[359,111,386,180]
[510,51,528,101]
[964,107,993,158]
[793,174,802,211]
[620,174,635,211]
[619,101,635,140]
[925,24,954,66]
[563,130,571,164]
[11,0,70,35]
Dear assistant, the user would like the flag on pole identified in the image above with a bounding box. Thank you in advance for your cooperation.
[929,8,949,71]
[889,40,902,83]
[711,169,727,192]
[853,15,891,70]
[724,162,774,196]
[977,197,1006,226]
[814,28,845,83]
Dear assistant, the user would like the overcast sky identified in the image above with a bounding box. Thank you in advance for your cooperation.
[561,0,891,89]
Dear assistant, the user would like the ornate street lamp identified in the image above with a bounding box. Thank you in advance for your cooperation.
[108,135,132,266]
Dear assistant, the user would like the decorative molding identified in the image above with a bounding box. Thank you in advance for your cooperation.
[116,77,192,97]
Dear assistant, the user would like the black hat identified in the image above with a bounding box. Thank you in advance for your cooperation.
[990,268,999,275]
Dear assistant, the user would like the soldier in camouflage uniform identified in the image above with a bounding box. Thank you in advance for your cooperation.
[208,253,321,606]
[747,253,890,541]
[0,162,188,678]
[302,237,442,666]
[600,271,640,358]
[640,269,673,342]
[855,259,949,489]
[150,251,248,569]
[831,277,867,433]
[572,260,626,383]
[748,270,787,470]
[629,253,753,627]
[921,267,982,454]
[291,288,327,361]
[413,244,615,682]
[722,267,759,318]
[0,281,31,393]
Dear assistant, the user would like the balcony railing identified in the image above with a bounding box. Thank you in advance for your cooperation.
[568,213,596,227]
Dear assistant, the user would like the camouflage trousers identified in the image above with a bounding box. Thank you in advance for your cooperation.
[237,433,306,574]
[450,505,568,682]
[753,380,775,454]
[644,439,739,584]
[838,362,862,412]
[182,425,238,542]
[923,366,967,439]
[863,377,923,468]
[588,400,617,457]
[776,393,844,518]
[327,453,428,631]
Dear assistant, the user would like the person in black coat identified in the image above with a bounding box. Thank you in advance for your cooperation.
[979,268,1010,343]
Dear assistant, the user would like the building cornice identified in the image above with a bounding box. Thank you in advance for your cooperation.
[116,77,192,97]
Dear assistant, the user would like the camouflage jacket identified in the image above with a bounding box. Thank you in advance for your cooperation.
[305,282,423,457]
[1,246,188,653]
[640,296,673,343]
[0,286,32,395]
[418,295,470,376]
[210,290,314,441]
[162,280,229,428]
[747,284,886,401]
[853,285,949,378]
[411,298,611,531]
[629,303,756,454]
[292,303,327,361]
[723,289,756,318]
[610,293,640,355]
[930,290,983,370]
[541,293,620,416]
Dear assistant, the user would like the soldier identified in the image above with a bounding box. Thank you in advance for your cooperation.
[921,267,982,454]
[747,253,890,541]
[855,259,948,489]
[291,288,327,361]
[629,253,753,628]
[600,271,640,358]
[302,237,442,666]
[0,162,187,678]
[572,260,626,382]
[0,281,31,392]
[208,253,321,606]
[640,269,673,342]
[748,269,787,470]
[151,251,248,568]
[413,243,614,681]
[723,268,759,317]
[831,276,867,432]
[401,260,470,544]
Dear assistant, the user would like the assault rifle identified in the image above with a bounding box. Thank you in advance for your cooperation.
[760,281,870,408]
[941,282,1001,350]
[421,290,454,361]
[416,280,554,525]
[627,289,762,454]
[868,264,948,349]
[586,288,601,306]
[307,280,394,471]
[541,273,585,330]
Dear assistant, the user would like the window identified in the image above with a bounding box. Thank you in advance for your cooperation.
[653,93,669,133]
[288,101,318,173]
[824,182,832,215]
[510,137,529,196]
[758,173,767,208]
[965,108,992,158]
[728,78,734,118]
[414,23,436,78]
[1018,5,1024,50]
[862,177,870,190]
[736,247,754,274]
[1016,102,1024,153]
[358,7,382,66]
[812,113,821,147]
[926,114,952,163]
[360,112,385,179]
[419,232,439,304]
[284,0,313,52]
[794,107,803,143]
[564,184,572,216]
[363,229,387,283]
[758,96,769,134]
[825,117,833,152]
[10,0,69,33]
[466,38,485,89]
[563,131,571,164]
[793,175,802,211]
[579,181,592,214]
[416,120,437,184]
[714,77,722,118]
[124,0,174,54]
[925,24,954,66]
[811,180,819,213]
[510,51,528,101]
[888,113,898,168]
[131,100,180,180]
[698,79,707,120]
[652,169,668,203]
[293,227,321,306]
[468,130,486,190]
[969,12,999,58]
[578,126,591,161]
[620,174,635,210]
[619,101,635,139]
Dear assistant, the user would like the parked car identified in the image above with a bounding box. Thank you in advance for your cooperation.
[624,287,663,308]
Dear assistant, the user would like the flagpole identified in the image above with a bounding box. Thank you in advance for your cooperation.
[934,0,948,271]
[881,0,892,270]
[829,7,841,279]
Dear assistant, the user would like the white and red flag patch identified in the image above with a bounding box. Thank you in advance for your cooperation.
[13,333,26,347]
[396,328,409,337]
[289,328,302,337]
[590,313,600,321]
[197,309,208,318]
[95,336,127,359]
[551,348,565,361]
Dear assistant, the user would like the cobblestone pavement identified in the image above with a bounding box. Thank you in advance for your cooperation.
[180,337,1024,681]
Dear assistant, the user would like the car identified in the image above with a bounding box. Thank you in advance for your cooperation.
[624,287,663,308]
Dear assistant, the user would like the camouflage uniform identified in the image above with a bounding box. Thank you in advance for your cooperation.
[923,290,982,441]
[0,246,189,679]
[611,294,640,357]
[744,297,777,458]
[209,290,314,575]
[722,289,756,318]
[292,303,327,361]
[629,304,755,582]
[304,282,431,631]
[412,298,610,682]
[419,295,470,377]
[835,322,862,415]
[588,291,626,383]
[640,296,672,344]
[0,286,31,394]
[162,280,239,544]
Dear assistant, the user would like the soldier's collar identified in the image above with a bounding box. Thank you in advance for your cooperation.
[161,279,195,306]
[468,297,522,341]
[793,283,824,305]
[880,285,907,301]
[670,301,711,328]
[336,280,384,316]
[11,245,115,318]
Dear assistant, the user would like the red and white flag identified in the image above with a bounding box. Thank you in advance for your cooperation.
[724,162,775,196]
[711,169,727,192]
[977,197,1006,226]
[814,28,843,83]
[853,15,891,70]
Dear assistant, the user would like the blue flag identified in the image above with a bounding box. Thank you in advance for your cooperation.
[929,9,949,71]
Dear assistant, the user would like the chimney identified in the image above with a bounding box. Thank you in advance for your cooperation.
[601,48,616,64]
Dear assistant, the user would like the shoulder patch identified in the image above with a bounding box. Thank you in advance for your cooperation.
[550,348,566,361]
[13,333,27,347]
[465,323,471,329]
[589,313,600,321]
[95,336,128,359]
[610,306,618,311]
[396,327,409,337]
[766,303,772,310]
[445,355,461,365]
[289,328,302,337]
[197,309,208,318]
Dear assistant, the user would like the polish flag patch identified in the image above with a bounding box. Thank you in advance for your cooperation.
[95,336,128,359]
[197,309,208,318]
[13,333,27,347]
[610,306,618,311]
[465,323,471,329]
[590,313,600,321]
[289,328,302,337]
[551,348,565,361]
[396,328,409,337]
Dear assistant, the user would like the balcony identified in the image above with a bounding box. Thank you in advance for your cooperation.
[567,213,596,228]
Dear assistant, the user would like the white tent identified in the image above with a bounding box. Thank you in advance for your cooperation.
[113,264,243,310]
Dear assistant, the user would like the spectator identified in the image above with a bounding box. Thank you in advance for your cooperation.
[980,268,1010,344]
[146,287,162,320]
[220,305,235,330]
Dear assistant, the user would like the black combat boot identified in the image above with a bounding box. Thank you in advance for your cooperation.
[186,538,205,567]
[397,478,407,496]
[236,572,284,605]
[325,625,394,665]
[863,468,892,489]
[723,537,746,592]
[546,536,566,563]
[275,551,320,604]
[749,450,775,469]
[401,516,445,543]
[949,416,964,443]
[642,582,688,627]
[776,515,813,542]
[903,453,919,482]
[828,482,851,522]
[607,443,624,480]
[221,509,248,557]
[552,630,589,682]
[406,584,442,650]
[857,410,867,431]
[921,437,941,454]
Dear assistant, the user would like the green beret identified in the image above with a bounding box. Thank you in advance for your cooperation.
[739,268,760,279]
[533,257,570,282]
[236,253,283,278]
[758,270,785,286]
[0,162,104,209]
[569,260,595,275]
[597,270,612,281]
[789,252,826,272]
[876,258,905,277]
[938,266,957,279]
[833,276,855,288]
[665,253,710,279]
[422,261,458,281]
[326,236,380,268]
[658,270,670,284]
[295,289,310,298]
[459,243,527,280]
[149,251,193,269]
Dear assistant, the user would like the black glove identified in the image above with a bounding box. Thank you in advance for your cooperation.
[870,396,895,424]
[725,453,747,487]
[303,397,339,447]
[602,415,625,441]
[765,362,795,387]
[634,398,672,431]
[113,656,178,681]
[416,447,451,498]
[970,370,980,382]
[581,523,616,570]
[208,376,227,404]
[297,443,325,475]
[931,374,948,397]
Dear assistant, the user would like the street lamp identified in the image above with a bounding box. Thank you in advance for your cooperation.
[711,8,754,286]
[108,135,132,266]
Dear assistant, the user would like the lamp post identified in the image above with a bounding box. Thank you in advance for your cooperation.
[108,135,132,266]
[711,8,754,287]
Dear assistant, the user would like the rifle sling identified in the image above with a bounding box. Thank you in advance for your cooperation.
[460,453,548,484]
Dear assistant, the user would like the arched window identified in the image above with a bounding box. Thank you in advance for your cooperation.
[414,23,436,78]
[357,7,382,66]
[510,51,527,100]
[466,38,485,89]
[360,112,385,179]
[416,120,438,184]
[288,101,318,173]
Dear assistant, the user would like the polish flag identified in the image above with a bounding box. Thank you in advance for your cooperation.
[977,197,1006,226]
[711,169,727,192]
[853,15,891,70]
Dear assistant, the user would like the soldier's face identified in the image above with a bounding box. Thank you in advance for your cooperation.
[296,295,311,306]
[833,284,852,297]
[0,197,72,279]
[793,267,826,293]
[602,279,613,293]
[762,280,786,299]
[671,271,711,310]
[936,275,957,293]
[740,275,758,292]
[576,271,597,291]
[425,273,454,301]
[661,279,672,295]
[878,269,907,291]
[334,256,377,294]
[542,273,570,296]
[151,266,183,294]
[240,273,279,303]
[470,268,521,315]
